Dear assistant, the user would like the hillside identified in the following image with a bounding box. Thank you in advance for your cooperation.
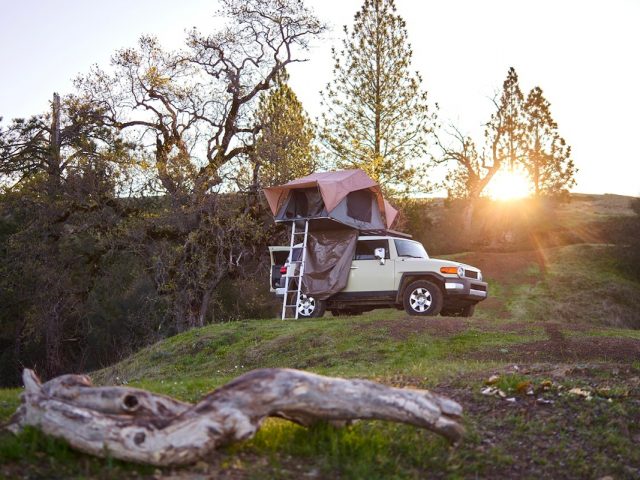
[2,233,640,478]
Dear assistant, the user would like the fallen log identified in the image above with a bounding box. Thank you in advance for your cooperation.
[5,368,464,466]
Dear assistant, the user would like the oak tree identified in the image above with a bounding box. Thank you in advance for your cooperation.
[437,67,526,229]
[76,0,325,331]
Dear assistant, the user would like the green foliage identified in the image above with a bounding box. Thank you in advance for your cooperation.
[250,72,319,188]
[487,67,526,171]
[522,86,577,196]
[0,427,153,477]
[320,0,435,196]
[0,0,327,385]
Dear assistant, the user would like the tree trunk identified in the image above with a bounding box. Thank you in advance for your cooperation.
[44,298,64,377]
[462,200,475,238]
[45,92,63,196]
[6,368,464,467]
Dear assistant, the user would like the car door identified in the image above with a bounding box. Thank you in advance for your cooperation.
[343,239,395,293]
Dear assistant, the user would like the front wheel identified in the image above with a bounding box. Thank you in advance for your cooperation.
[403,280,443,316]
[297,294,326,318]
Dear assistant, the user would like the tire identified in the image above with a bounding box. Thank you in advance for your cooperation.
[297,294,326,318]
[403,280,443,316]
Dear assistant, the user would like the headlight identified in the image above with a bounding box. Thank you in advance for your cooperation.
[440,266,465,278]
[478,271,483,281]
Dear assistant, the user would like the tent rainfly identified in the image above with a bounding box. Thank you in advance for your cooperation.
[263,169,398,231]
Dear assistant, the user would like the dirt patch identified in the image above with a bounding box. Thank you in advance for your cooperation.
[472,336,640,363]
[431,363,640,479]
[480,296,511,318]
[358,317,471,340]
[359,314,614,343]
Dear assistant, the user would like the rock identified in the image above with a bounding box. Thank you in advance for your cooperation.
[516,381,533,395]
[569,387,592,399]
[485,374,500,385]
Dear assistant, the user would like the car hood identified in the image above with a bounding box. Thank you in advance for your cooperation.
[398,257,479,272]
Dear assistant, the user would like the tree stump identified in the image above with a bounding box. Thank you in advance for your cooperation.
[5,368,464,466]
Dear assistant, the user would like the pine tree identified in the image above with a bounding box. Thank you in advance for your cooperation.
[485,67,526,171]
[522,87,576,196]
[252,72,318,188]
[320,0,434,195]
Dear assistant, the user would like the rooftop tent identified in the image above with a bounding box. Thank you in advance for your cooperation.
[264,170,401,302]
[263,169,398,230]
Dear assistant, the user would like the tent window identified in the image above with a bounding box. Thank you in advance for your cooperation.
[346,190,372,222]
[284,188,324,218]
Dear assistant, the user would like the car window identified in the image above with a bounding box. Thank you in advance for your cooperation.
[394,239,428,259]
[290,247,303,262]
[273,251,289,265]
[354,239,390,260]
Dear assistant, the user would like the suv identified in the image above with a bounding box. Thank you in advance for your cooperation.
[269,235,488,318]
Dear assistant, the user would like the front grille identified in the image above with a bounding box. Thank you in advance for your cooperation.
[464,269,478,279]
[471,283,487,292]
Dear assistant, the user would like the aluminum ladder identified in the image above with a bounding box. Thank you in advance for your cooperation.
[281,219,309,319]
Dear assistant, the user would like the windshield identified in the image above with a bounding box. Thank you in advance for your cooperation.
[394,239,428,259]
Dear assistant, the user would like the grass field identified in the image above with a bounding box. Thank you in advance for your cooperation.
[2,198,640,478]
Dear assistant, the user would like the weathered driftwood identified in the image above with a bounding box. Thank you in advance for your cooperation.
[5,368,464,466]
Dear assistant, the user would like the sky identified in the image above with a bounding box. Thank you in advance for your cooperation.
[1,0,638,196]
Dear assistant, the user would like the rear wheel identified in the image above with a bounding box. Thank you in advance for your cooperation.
[402,280,443,316]
[297,294,326,318]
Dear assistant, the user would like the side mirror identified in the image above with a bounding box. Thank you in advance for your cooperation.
[374,247,386,265]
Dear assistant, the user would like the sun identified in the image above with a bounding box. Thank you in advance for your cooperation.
[485,169,531,200]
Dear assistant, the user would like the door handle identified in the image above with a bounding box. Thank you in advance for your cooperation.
[350,266,359,269]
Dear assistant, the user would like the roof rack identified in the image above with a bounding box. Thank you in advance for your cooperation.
[359,229,412,239]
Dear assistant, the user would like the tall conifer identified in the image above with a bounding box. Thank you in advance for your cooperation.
[320,0,434,195]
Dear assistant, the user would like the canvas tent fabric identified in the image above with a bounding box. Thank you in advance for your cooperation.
[263,169,398,229]
[264,169,399,302]
[301,229,358,300]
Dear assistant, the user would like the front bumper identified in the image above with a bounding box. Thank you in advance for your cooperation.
[444,277,488,302]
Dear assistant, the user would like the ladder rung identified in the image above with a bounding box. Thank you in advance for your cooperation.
[282,219,308,320]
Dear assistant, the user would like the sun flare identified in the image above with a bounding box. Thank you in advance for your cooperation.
[485,169,531,200]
